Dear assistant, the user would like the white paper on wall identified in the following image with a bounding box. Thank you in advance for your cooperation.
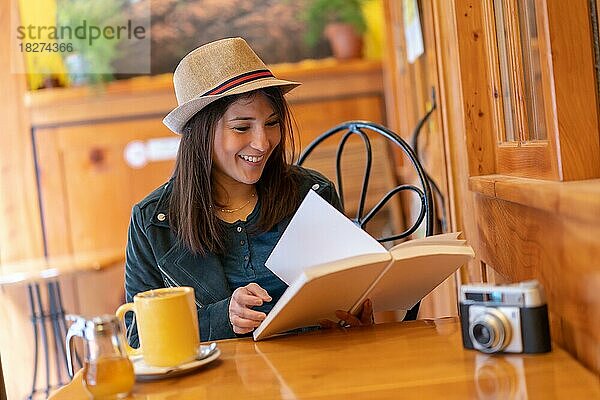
[403,0,424,64]
[124,137,180,168]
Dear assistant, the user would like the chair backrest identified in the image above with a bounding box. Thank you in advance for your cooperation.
[296,121,434,243]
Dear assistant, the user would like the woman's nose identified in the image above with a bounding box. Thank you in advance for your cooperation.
[250,128,269,151]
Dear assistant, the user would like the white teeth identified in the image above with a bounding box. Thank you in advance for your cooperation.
[239,155,264,163]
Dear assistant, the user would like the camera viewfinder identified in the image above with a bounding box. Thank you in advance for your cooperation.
[490,291,503,302]
[466,293,485,301]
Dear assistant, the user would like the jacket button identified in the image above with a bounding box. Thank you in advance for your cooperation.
[157,213,166,221]
[237,226,243,232]
[312,183,320,190]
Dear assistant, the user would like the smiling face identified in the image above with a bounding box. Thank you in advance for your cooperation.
[212,92,281,191]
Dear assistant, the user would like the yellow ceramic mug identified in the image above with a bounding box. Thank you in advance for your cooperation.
[115,287,200,367]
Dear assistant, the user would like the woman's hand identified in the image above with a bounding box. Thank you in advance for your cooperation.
[319,299,374,329]
[229,283,272,334]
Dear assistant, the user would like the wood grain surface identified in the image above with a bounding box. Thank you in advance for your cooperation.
[49,318,600,400]
[0,0,45,263]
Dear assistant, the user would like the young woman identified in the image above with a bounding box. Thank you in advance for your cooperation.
[125,37,372,343]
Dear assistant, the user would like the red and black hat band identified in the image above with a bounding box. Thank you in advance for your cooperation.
[202,69,275,96]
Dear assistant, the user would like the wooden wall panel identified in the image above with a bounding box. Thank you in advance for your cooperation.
[544,0,600,180]
[382,1,405,137]
[383,0,448,187]
[473,194,600,373]
[383,0,454,239]
[34,128,73,256]
[431,0,484,286]
[450,0,498,179]
[54,120,176,254]
[382,0,461,318]
[290,95,385,148]
[0,0,44,263]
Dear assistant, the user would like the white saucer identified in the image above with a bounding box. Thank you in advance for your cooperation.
[130,344,221,381]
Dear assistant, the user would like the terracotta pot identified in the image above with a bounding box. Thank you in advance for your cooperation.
[324,23,363,60]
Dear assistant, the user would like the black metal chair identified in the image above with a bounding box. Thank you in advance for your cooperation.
[296,120,434,321]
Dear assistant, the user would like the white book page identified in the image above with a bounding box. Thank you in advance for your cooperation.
[351,243,474,314]
[266,190,386,285]
[388,232,463,251]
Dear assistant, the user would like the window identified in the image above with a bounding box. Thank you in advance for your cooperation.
[483,0,556,178]
[492,0,547,143]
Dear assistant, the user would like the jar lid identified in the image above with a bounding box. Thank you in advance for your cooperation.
[85,314,123,339]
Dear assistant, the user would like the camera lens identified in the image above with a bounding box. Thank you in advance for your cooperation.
[468,309,512,353]
[473,323,492,345]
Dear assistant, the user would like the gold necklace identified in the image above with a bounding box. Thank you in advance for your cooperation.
[219,192,256,214]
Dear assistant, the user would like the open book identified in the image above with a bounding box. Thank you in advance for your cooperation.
[253,190,474,341]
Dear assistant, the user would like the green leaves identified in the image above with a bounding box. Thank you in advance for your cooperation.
[302,0,367,47]
[56,0,127,84]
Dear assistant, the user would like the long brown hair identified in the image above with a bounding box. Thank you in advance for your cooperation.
[168,87,300,255]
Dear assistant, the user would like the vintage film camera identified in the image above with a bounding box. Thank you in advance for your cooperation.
[459,280,551,354]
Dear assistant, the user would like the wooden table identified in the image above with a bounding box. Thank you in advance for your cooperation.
[50,318,599,399]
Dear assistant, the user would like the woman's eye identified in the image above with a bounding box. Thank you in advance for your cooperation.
[266,120,280,127]
[232,126,249,132]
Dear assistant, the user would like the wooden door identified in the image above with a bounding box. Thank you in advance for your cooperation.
[382,0,458,318]
[35,119,177,256]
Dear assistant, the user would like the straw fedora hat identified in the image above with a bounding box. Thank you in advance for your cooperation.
[163,37,300,134]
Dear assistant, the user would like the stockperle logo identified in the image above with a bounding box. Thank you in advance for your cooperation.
[11,0,151,77]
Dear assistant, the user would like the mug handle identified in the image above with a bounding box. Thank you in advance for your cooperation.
[115,302,142,357]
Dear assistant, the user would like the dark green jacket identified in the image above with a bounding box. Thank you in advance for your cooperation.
[124,166,341,344]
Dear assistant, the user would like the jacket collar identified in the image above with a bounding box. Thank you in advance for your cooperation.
[149,179,173,229]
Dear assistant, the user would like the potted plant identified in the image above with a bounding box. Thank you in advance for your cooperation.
[303,0,367,59]
[56,0,125,85]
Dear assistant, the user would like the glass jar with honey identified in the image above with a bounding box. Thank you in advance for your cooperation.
[66,314,135,399]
